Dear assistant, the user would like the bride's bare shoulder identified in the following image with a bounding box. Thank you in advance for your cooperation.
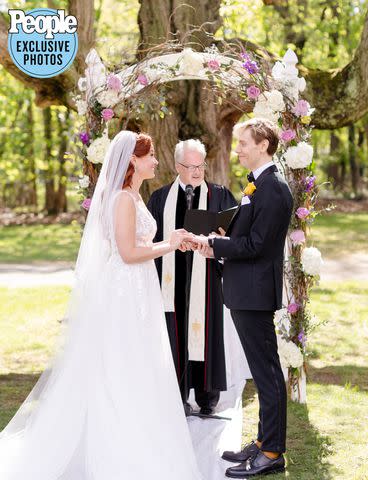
[115,190,136,212]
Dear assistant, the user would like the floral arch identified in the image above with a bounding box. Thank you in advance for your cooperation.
[74,45,323,403]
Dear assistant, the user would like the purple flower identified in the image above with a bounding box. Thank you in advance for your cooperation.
[280,129,296,142]
[287,302,300,314]
[290,229,306,246]
[207,59,220,71]
[246,85,261,99]
[101,108,114,121]
[82,198,92,211]
[304,175,316,193]
[137,74,149,86]
[292,99,310,117]
[107,74,122,91]
[79,131,90,145]
[298,330,307,347]
[242,60,259,75]
[296,207,310,220]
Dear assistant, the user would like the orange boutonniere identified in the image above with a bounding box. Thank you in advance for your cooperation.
[243,181,257,196]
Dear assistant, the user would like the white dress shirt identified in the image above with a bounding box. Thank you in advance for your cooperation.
[252,161,275,180]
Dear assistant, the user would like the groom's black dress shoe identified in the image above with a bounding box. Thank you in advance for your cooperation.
[222,441,259,463]
[225,451,285,478]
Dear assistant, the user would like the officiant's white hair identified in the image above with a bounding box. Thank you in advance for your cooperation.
[174,139,206,163]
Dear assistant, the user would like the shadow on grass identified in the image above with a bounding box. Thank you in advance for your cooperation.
[308,364,368,391]
[243,381,333,480]
[0,373,40,430]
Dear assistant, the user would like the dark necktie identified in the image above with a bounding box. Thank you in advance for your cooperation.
[247,172,255,183]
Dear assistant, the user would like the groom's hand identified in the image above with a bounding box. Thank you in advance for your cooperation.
[197,243,214,258]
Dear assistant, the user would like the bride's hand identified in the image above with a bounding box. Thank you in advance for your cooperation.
[169,229,194,249]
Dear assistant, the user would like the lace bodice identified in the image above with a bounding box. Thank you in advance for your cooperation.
[112,190,157,252]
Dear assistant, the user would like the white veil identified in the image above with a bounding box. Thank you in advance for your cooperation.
[0,130,138,476]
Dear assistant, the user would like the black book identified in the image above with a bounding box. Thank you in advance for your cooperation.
[183,206,238,236]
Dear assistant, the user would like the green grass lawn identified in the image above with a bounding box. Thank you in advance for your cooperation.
[0,223,81,263]
[242,281,368,480]
[0,210,366,264]
[0,281,367,479]
[309,212,368,258]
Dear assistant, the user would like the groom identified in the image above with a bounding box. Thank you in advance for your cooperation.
[193,118,293,477]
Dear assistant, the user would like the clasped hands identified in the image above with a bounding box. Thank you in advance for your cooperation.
[170,228,226,259]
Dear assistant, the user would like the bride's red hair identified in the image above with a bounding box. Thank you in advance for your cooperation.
[122,133,153,189]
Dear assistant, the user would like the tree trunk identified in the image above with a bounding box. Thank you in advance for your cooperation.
[348,124,360,195]
[43,107,57,214]
[56,110,70,213]
[137,0,243,195]
[26,97,38,207]
[327,132,341,190]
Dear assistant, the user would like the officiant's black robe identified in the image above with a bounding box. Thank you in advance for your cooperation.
[147,182,236,403]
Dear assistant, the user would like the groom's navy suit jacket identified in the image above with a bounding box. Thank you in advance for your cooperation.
[213,165,293,311]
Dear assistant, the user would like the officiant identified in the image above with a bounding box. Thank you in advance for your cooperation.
[148,139,236,415]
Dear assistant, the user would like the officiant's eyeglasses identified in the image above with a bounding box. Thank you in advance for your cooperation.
[177,162,208,172]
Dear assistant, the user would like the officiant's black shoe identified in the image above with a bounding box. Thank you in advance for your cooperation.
[225,451,285,478]
[199,406,214,416]
[222,441,259,463]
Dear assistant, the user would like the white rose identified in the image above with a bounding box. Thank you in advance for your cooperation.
[179,48,204,76]
[76,99,87,116]
[97,89,120,108]
[301,247,323,276]
[283,142,313,169]
[253,101,280,123]
[79,175,90,189]
[277,336,304,369]
[87,136,111,164]
[264,89,285,112]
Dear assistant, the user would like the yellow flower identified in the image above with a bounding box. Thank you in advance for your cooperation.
[243,182,257,196]
[301,115,311,125]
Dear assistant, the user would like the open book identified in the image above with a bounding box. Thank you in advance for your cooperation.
[183,206,238,235]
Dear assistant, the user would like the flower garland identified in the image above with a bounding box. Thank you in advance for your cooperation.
[74,44,324,401]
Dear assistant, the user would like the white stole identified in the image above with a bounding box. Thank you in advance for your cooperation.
[162,176,208,361]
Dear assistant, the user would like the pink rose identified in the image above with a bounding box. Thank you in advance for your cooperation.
[246,85,261,99]
[101,108,114,121]
[290,229,305,246]
[296,207,310,219]
[207,59,220,71]
[292,99,310,117]
[107,74,122,91]
[82,198,92,211]
[280,129,296,142]
[287,302,300,314]
[137,74,149,86]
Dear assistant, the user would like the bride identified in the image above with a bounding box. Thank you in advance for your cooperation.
[0,130,202,480]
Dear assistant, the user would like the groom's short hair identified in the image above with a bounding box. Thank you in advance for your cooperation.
[233,119,279,156]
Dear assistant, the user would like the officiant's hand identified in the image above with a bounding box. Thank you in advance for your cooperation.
[210,227,226,237]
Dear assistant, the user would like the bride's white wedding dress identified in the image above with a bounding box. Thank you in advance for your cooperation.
[0,185,202,477]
